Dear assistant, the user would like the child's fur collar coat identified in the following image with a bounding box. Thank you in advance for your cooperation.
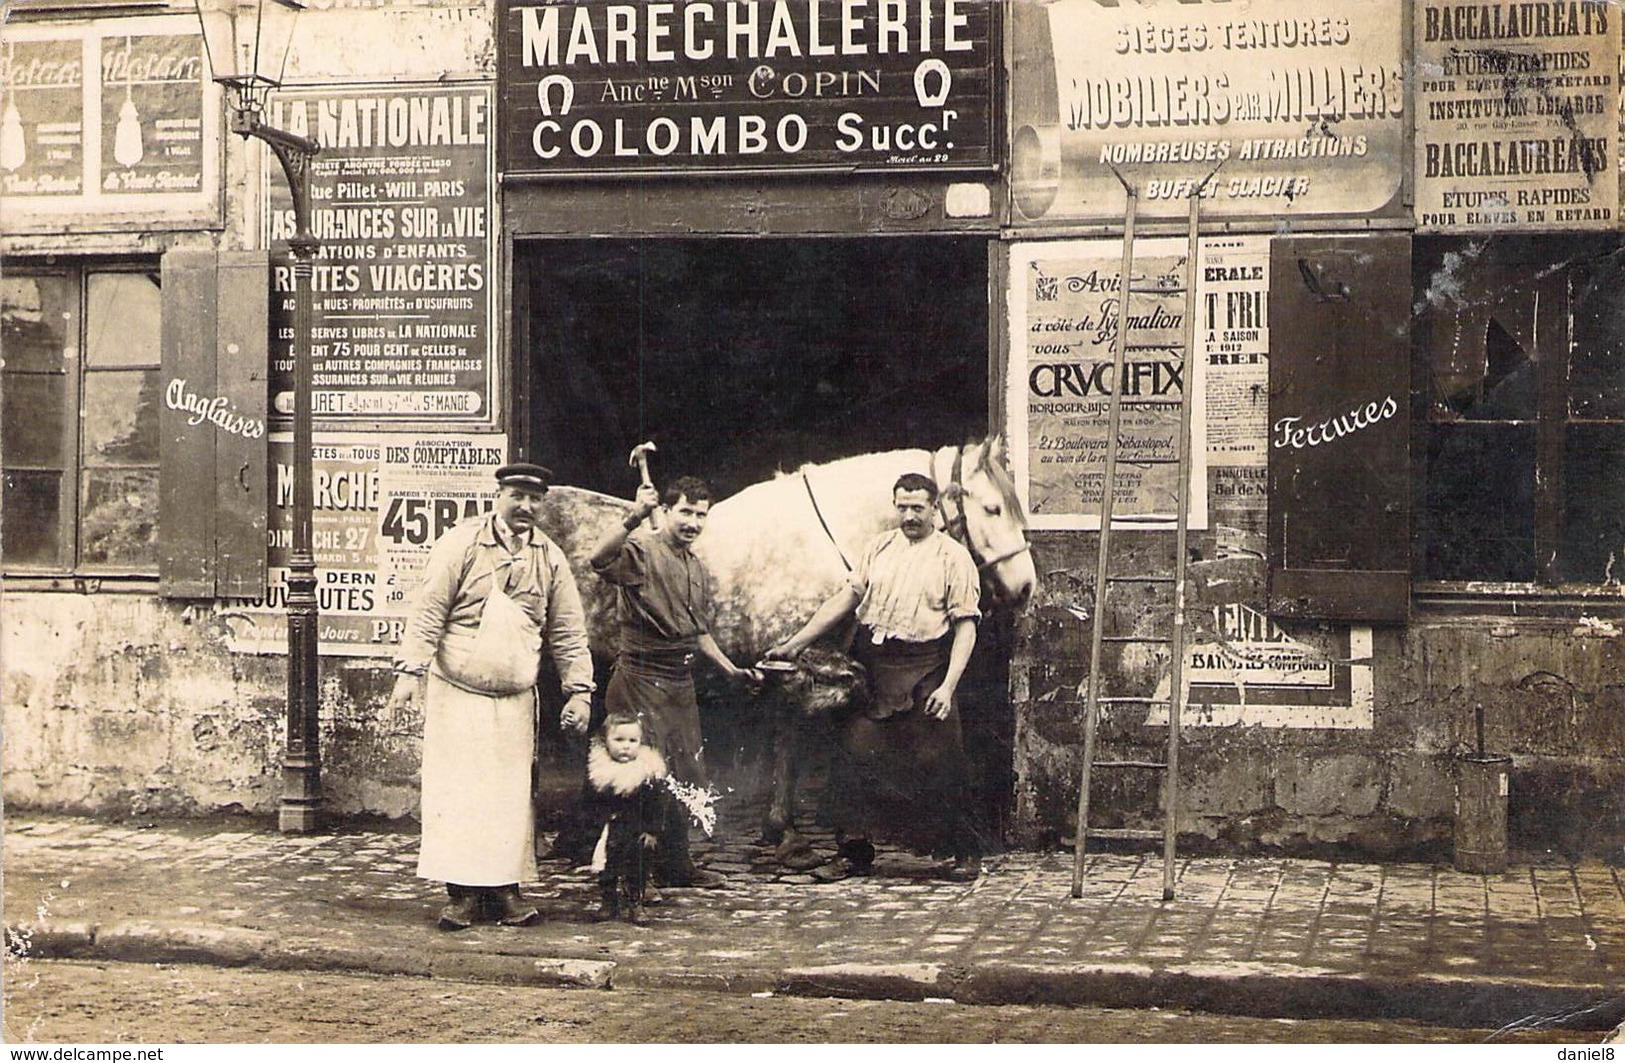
[587,739,667,796]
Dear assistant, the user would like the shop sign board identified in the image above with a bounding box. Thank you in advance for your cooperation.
[1414,0,1618,233]
[262,84,495,422]
[0,16,219,231]
[1006,237,1209,532]
[1009,0,1406,223]
[216,433,506,656]
[497,0,995,175]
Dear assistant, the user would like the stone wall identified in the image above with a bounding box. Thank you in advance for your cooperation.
[1,593,415,820]
[1012,531,1625,860]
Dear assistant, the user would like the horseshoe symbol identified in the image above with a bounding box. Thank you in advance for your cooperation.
[537,74,574,117]
[914,59,950,108]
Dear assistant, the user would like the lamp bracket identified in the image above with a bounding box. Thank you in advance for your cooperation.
[227,103,321,245]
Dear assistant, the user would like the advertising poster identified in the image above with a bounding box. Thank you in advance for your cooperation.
[0,16,217,228]
[98,32,208,196]
[1415,0,1618,232]
[1150,606,1375,729]
[374,435,510,615]
[1,36,85,197]
[1199,235,1271,516]
[263,84,495,421]
[1009,0,1407,223]
[498,0,994,175]
[1007,238,1208,532]
[216,433,505,656]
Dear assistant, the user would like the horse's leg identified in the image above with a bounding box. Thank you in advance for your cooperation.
[762,697,796,844]
[772,714,832,870]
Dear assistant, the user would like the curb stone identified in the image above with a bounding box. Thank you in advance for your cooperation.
[615,967,779,995]
[778,963,953,1002]
[7,921,97,960]
[263,942,436,979]
[97,922,277,967]
[9,916,1624,1030]
[427,952,614,988]
[953,962,1625,1031]
[6,920,612,991]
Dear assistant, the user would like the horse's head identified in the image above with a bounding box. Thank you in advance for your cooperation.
[939,436,1038,611]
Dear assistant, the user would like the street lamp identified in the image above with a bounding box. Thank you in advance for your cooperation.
[195,0,324,833]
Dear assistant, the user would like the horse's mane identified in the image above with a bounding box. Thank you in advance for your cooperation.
[547,484,634,506]
[778,447,932,480]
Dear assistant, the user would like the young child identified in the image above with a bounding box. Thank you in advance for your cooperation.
[582,711,670,924]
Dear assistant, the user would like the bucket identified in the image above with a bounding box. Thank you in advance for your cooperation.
[1454,753,1511,874]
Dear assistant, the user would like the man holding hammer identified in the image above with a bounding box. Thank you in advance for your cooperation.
[589,450,753,888]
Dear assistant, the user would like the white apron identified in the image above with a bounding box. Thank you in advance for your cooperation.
[416,673,538,886]
[417,563,543,886]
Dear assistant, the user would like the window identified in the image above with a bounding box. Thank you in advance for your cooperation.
[2,263,163,574]
[1415,236,1625,589]
[2,250,269,595]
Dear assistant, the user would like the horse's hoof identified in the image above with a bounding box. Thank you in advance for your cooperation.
[775,834,825,871]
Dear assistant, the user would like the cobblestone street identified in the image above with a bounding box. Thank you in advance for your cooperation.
[6,810,1623,1039]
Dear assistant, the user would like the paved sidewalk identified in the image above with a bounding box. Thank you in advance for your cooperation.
[4,810,1623,1033]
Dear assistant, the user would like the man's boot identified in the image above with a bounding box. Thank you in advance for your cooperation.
[490,885,540,927]
[812,838,875,883]
[663,823,727,888]
[438,884,480,931]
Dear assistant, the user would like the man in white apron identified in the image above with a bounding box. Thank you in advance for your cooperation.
[387,462,595,930]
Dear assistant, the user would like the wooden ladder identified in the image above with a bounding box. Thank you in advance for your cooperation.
[1069,177,1205,902]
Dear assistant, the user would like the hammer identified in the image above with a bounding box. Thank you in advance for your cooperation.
[628,440,660,530]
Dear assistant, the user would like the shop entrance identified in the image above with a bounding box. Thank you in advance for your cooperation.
[513,235,1017,843]
[514,236,990,497]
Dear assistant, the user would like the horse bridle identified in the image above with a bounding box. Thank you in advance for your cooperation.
[934,444,1033,573]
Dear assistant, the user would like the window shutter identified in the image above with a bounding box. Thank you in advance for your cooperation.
[158,249,268,598]
[213,252,269,597]
[1267,234,1411,622]
[160,249,218,596]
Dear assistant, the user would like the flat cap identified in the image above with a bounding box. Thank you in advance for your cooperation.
[495,462,552,491]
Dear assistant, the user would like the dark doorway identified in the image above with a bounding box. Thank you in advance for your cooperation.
[514,236,989,499]
[516,234,1017,849]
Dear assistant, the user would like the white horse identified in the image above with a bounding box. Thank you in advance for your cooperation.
[540,436,1037,665]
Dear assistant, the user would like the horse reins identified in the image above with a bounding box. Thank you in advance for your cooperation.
[802,469,854,572]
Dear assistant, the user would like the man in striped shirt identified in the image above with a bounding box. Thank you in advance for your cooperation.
[768,472,985,883]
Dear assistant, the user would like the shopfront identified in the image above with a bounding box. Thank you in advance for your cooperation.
[4,0,1622,858]
[494,0,1028,826]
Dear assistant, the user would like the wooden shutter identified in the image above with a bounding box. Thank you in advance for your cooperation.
[1267,234,1411,622]
[159,249,268,598]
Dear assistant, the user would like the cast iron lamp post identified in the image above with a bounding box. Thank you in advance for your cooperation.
[195,0,324,832]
